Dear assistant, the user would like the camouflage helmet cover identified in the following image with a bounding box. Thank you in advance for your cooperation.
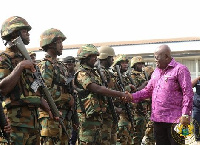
[112,54,129,66]
[130,56,145,68]
[98,46,115,59]
[40,28,66,48]
[77,44,99,59]
[1,16,32,40]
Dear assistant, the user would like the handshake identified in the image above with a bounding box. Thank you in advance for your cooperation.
[121,91,133,102]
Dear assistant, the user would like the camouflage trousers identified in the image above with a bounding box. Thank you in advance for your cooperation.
[78,113,103,145]
[117,112,133,145]
[11,126,40,145]
[132,113,146,145]
[142,120,155,145]
[142,109,155,145]
[39,110,71,145]
[102,114,115,145]
[6,106,40,145]
[111,122,118,145]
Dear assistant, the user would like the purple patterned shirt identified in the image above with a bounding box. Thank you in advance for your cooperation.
[132,58,193,123]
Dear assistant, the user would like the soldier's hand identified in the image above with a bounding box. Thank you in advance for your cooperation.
[19,60,36,72]
[121,91,133,102]
[129,84,136,92]
[180,115,190,126]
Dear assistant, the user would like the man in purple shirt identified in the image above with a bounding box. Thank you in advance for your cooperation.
[130,45,193,145]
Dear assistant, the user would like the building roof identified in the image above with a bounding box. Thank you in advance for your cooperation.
[28,37,200,51]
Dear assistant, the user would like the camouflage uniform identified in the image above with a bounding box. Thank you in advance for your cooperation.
[62,56,79,145]
[38,28,72,145]
[74,44,107,144]
[0,16,41,145]
[142,66,155,145]
[0,102,9,145]
[130,56,150,145]
[131,70,147,145]
[112,54,134,145]
[98,46,118,145]
[99,66,117,145]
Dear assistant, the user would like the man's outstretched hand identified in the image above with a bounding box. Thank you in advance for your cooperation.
[121,91,133,102]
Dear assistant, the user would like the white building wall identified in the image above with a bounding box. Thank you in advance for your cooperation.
[35,40,200,81]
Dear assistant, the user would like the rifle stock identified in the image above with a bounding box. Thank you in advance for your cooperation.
[115,65,134,130]
[127,70,136,87]
[10,36,69,136]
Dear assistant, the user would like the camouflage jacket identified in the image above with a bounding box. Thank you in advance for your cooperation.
[74,64,107,117]
[0,48,41,108]
[113,70,132,93]
[99,66,117,90]
[38,54,72,110]
[131,70,146,88]
[112,70,132,109]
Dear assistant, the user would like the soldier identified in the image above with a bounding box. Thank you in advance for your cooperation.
[98,46,118,145]
[63,56,76,77]
[141,66,155,145]
[74,44,131,144]
[62,56,79,145]
[0,16,51,145]
[38,28,74,145]
[112,54,135,145]
[130,56,148,145]
[0,100,12,145]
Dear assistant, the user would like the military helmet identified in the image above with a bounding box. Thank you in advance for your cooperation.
[40,28,66,48]
[98,46,115,59]
[1,16,31,40]
[130,56,145,68]
[77,44,99,60]
[112,54,129,66]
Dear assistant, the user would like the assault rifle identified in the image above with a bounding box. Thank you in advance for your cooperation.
[95,63,119,124]
[126,70,136,88]
[0,95,10,144]
[115,65,134,129]
[9,36,69,137]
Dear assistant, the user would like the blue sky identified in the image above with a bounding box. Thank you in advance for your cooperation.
[0,0,200,50]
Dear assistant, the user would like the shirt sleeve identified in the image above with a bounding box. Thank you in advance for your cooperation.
[132,76,154,103]
[178,66,194,115]
[38,61,54,88]
[76,71,94,90]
